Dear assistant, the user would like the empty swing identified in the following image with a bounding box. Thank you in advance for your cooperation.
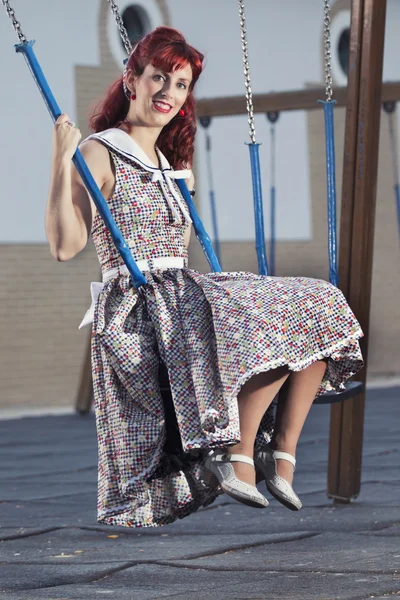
[237,0,363,404]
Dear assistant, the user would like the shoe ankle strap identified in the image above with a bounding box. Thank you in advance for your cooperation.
[273,450,296,469]
[215,453,255,467]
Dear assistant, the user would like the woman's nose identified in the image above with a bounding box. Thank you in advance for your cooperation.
[161,82,173,99]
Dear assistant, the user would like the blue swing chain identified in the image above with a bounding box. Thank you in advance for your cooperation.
[238,0,269,276]
[319,0,339,287]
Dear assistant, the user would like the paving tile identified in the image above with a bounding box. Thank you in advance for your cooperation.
[2,564,398,600]
[0,527,63,541]
[163,531,400,574]
[83,501,400,537]
[360,523,400,537]
[0,469,98,486]
[0,527,312,564]
[0,562,131,593]
[0,481,96,502]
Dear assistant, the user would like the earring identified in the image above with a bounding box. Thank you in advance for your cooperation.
[179,109,185,116]
[131,93,136,100]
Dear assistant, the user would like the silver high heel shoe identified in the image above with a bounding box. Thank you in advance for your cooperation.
[254,445,302,511]
[203,449,269,509]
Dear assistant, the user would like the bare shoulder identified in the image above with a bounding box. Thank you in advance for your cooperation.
[78,138,114,183]
[70,137,115,235]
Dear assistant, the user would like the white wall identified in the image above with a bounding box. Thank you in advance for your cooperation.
[1,0,400,243]
[0,0,100,242]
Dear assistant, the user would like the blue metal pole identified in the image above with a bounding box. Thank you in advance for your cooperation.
[176,180,221,272]
[248,143,269,276]
[209,190,221,263]
[204,131,221,265]
[270,185,276,276]
[199,119,222,266]
[267,115,278,277]
[15,41,147,288]
[394,184,400,241]
[319,99,338,287]
[384,104,400,244]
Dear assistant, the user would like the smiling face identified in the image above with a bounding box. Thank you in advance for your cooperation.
[126,63,193,128]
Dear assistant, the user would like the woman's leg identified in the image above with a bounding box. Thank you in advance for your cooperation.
[227,366,290,486]
[271,360,327,484]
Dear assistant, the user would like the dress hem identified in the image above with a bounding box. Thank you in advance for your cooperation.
[228,328,364,406]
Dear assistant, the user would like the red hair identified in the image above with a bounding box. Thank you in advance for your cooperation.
[89,26,204,169]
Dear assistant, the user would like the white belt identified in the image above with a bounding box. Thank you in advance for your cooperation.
[78,256,185,329]
[102,256,185,282]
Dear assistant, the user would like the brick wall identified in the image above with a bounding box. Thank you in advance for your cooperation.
[0,242,98,409]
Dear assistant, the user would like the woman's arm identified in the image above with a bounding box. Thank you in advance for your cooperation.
[45,114,113,261]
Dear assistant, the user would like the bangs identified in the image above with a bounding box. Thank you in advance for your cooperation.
[151,43,202,84]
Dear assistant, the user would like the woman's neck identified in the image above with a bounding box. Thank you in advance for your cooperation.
[120,122,162,167]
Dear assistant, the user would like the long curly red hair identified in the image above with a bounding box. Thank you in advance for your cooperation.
[89,26,204,169]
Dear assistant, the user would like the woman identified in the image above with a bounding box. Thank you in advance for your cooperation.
[46,26,363,527]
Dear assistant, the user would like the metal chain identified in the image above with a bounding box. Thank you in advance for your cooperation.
[1,0,27,44]
[238,0,256,144]
[107,0,132,55]
[323,0,333,101]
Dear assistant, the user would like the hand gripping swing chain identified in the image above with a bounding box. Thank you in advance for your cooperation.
[107,0,132,56]
[323,0,333,102]
[238,0,256,144]
[1,0,27,44]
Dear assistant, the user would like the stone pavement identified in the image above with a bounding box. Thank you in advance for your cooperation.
[0,387,399,600]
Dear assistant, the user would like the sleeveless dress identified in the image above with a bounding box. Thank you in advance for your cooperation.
[82,128,364,528]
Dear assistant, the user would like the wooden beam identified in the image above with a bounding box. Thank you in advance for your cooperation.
[327,0,387,501]
[75,330,93,414]
[196,81,400,117]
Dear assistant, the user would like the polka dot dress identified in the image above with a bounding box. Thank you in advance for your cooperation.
[87,129,364,528]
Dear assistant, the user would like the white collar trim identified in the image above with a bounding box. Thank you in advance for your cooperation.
[86,128,171,172]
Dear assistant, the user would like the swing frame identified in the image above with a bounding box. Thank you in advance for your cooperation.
[1,0,390,502]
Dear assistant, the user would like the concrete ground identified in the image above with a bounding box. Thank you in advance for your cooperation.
[0,387,399,600]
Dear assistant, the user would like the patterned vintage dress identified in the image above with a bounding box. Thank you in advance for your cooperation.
[81,128,363,528]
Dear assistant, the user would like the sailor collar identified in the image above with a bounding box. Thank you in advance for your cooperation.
[87,128,192,224]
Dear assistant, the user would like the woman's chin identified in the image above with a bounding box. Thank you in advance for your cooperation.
[150,105,175,123]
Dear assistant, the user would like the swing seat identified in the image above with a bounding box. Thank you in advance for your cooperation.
[314,380,364,405]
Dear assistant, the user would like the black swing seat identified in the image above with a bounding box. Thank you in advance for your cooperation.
[313,380,364,405]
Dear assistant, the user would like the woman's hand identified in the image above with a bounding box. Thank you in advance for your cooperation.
[52,113,82,162]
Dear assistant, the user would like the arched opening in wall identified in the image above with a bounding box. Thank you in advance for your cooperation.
[121,4,151,48]
[107,1,166,66]
[328,9,351,86]
[337,27,350,76]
